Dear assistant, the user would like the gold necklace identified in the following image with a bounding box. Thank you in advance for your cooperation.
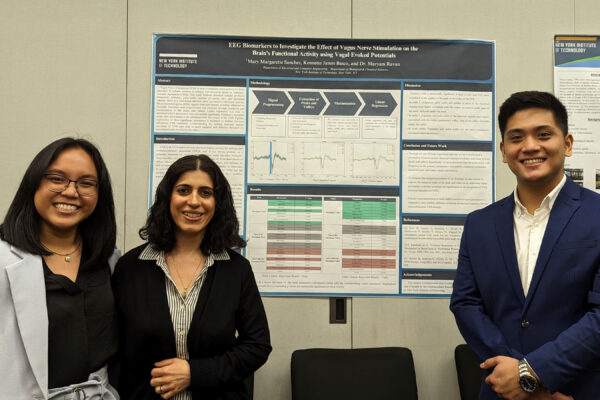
[41,239,82,262]
[168,253,204,298]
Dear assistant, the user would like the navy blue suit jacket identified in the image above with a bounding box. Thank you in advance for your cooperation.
[450,177,600,399]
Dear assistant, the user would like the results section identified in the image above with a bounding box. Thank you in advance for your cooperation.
[247,186,399,294]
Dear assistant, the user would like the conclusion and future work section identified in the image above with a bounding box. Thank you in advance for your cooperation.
[149,35,495,297]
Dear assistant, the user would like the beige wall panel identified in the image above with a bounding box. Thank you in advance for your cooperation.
[125,2,352,399]
[0,1,127,246]
[351,2,575,400]
[352,298,463,400]
[574,0,600,33]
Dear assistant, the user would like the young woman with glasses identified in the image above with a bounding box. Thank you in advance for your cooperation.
[112,154,271,399]
[0,137,119,399]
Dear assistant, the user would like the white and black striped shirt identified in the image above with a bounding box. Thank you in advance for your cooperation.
[139,244,230,400]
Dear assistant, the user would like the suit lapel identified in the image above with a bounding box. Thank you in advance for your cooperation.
[494,195,526,304]
[524,179,580,309]
[5,248,48,396]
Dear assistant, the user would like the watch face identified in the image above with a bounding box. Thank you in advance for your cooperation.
[519,375,538,393]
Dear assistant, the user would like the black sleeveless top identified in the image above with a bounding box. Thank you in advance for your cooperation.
[43,251,117,388]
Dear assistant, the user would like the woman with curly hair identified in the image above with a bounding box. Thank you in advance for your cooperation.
[113,154,271,399]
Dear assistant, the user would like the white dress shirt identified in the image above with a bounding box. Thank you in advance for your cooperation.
[513,174,566,296]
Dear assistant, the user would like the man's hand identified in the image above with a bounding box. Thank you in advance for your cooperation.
[481,356,574,400]
[150,358,192,399]
[481,356,529,400]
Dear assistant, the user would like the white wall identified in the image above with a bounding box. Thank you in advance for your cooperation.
[2,1,598,399]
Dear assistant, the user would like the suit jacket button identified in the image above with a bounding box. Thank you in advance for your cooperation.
[521,320,530,328]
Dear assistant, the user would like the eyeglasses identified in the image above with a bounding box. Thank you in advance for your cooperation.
[42,174,98,197]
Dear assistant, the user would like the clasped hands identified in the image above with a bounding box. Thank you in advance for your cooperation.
[481,356,573,400]
[150,358,192,399]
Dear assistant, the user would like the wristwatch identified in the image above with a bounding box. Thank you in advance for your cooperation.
[518,358,539,393]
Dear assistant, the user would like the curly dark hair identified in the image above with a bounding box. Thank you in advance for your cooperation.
[140,154,245,254]
[0,137,117,269]
[498,91,568,139]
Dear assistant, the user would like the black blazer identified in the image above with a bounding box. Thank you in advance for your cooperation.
[112,244,271,399]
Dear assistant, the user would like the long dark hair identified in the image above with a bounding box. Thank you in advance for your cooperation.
[140,154,245,254]
[0,137,117,268]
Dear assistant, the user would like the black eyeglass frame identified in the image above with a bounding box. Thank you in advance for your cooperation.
[42,173,99,197]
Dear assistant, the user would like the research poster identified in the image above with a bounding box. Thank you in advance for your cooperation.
[150,35,495,297]
[554,35,600,191]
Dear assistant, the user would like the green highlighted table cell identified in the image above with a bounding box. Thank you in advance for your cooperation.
[342,201,396,220]
[268,208,322,213]
[267,220,322,225]
[268,199,323,207]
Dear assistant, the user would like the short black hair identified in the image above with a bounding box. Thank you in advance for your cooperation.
[0,137,117,269]
[498,91,568,138]
[140,154,245,254]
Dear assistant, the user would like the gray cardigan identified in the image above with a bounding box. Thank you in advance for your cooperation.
[0,240,120,400]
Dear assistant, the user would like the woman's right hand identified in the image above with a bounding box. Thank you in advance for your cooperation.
[150,358,192,399]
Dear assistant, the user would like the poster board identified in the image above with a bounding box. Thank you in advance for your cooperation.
[554,35,600,192]
[150,35,495,296]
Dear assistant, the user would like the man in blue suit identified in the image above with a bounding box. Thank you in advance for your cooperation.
[450,91,600,400]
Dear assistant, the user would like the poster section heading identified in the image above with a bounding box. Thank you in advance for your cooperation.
[156,36,493,80]
[401,270,457,296]
[402,216,465,272]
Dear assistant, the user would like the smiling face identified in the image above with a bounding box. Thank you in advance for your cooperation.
[169,169,216,242]
[500,107,573,195]
[34,147,99,237]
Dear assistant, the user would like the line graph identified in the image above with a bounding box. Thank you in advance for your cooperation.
[251,141,295,176]
[351,142,396,177]
[301,142,345,176]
